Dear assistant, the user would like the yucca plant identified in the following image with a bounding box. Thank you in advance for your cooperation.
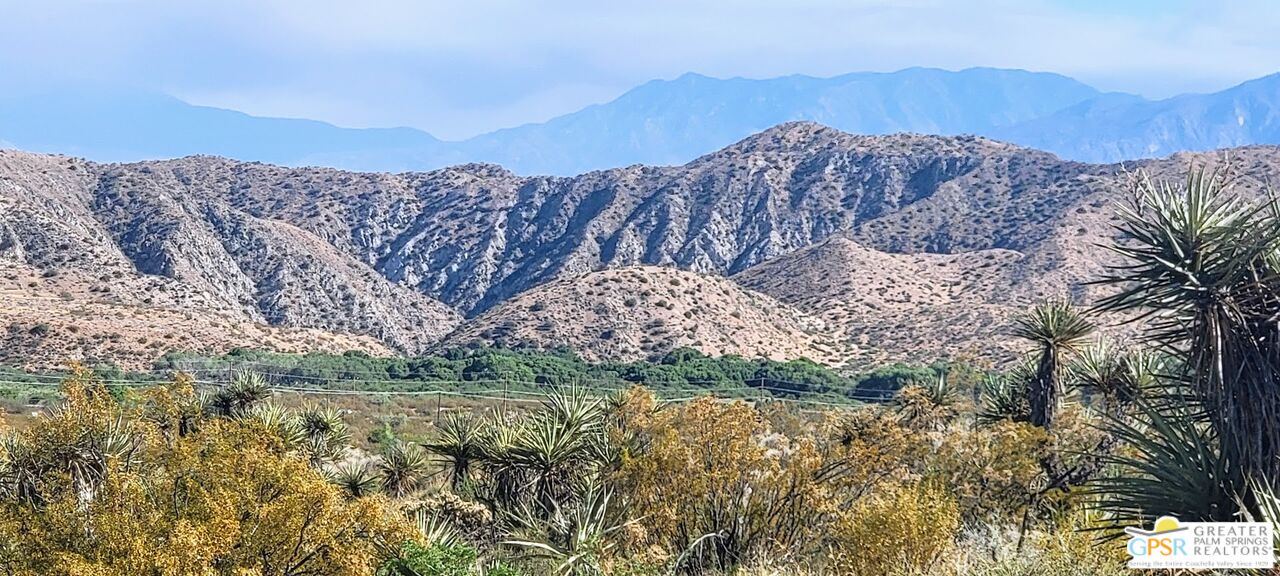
[0,434,41,504]
[1011,300,1095,429]
[895,372,960,430]
[1089,401,1237,527]
[207,371,272,419]
[1094,168,1280,500]
[1070,340,1145,416]
[1242,480,1280,550]
[503,482,630,576]
[476,413,529,509]
[423,413,489,489]
[977,373,1031,425]
[507,412,600,511]
[332,461,382,499]
[380,441,432,498]
[247,403,305,450]
[542,387,604,433]
[295,403,351,469]
[413,508,464,547]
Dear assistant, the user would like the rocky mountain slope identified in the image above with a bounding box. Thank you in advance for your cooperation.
[0,260,392,369]
[446,266,840,363]
[4,122,1280,368]
[734,238,1028,366]
[0,151,462,363]
[69,123,1092,317]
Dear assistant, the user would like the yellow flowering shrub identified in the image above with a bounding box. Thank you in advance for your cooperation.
[827,482,960,576]
[0,372,411,576]
[616,398,830,568]
[930,421,1051,524]
[614,398,931,572]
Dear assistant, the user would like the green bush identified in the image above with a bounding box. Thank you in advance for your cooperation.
[377,541,478,576]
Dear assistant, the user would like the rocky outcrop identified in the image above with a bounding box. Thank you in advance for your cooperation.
[4,122,1280,365]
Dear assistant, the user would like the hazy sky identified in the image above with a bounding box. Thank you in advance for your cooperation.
[3,0,1278,139]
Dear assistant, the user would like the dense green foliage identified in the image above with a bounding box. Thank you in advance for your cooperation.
[376,541,486,576]
[148,346,965,404]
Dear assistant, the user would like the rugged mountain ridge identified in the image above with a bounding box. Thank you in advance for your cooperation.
[4,123,1280,367]
[36,123,1096,317]
[0,151,463,360]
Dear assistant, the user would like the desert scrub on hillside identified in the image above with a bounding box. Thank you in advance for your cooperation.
[6,168,1280,574]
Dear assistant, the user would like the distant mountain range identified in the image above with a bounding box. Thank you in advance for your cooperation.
[6,123,1280,368]
[3,67,1280,174]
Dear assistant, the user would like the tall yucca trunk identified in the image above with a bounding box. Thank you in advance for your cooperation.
[1187,293,1280,483]
[1027,348,1061,429]
[1013,301,1094,430]
[1097,168,1280,488]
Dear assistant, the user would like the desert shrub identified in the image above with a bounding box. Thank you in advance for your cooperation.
[950,507,1126,576]
[0,370,411,575]
[825,482,960,576]
[377,540,478,576]
[616,398,821,570]
[930,421,1051,524]
[615,398,927,573]
[414,490,495,544]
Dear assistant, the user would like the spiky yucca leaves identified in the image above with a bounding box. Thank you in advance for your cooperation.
[543,387,604,433]
[0,434,40,504]
[895,373,960,430]
[247,403,305,449]
[1243,480,1280,550]
[1090,401,1237,527]
[1069,340,1160,416]
[207,371,272,419]
[0,377,142,507]
[977,370,1032,426]
[423,413,488,489]
[508,412,602,511]
[468,389,611,518]
[475,414,529,509]
[1095,169,1280,496]
[413,508,464,547]
[331,461,382,499]
[503,482,630,576]
[380,441,432,498]
[1011,301,1095,429]
[295,403,351,469]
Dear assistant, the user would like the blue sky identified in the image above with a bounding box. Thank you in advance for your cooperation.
[2,0,1277,139]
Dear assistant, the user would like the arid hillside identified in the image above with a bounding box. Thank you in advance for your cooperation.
[446,266,842,363]
[0,260,391,370]
[3,123,1279,367]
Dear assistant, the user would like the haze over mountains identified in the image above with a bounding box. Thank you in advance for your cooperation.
[5,121,1280,369]
[5,68,1280,175]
